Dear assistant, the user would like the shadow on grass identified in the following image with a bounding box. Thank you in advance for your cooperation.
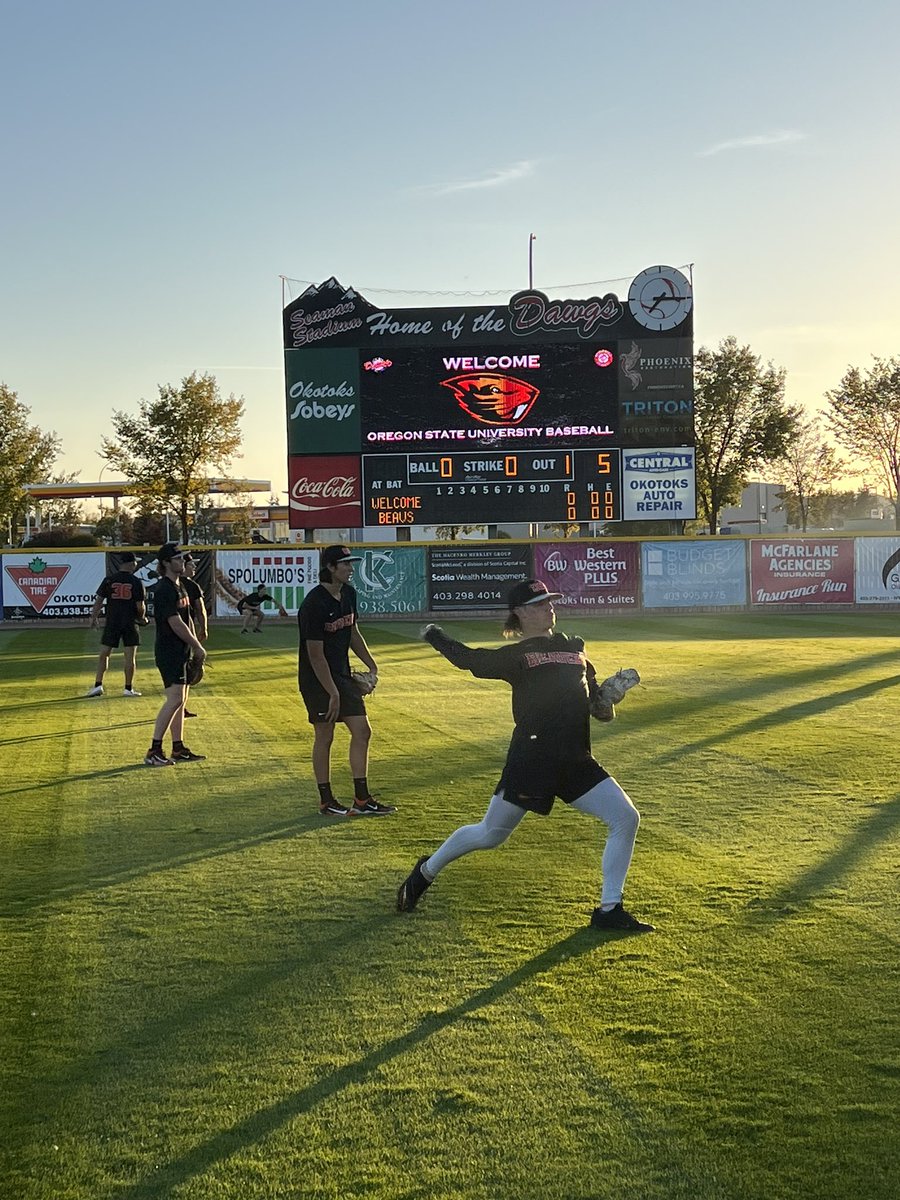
[0,812,338,917]
[117,929,618,1200]
[746,793,900,923]
[0,719,152,747]
[654,672,900,762]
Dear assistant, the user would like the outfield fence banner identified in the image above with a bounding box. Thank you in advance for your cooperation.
[750,538,855,605]
[535,541,640,608]
[1,550,106,619]
[427,543,533,612]
[641,539,747,608]
[215,548,319,616]
[354,546,427,615]
[854,537,900,604]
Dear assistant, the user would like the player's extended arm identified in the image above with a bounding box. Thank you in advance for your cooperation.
[421,624,508,679]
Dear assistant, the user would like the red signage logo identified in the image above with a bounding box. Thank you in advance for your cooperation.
[5,557,71,613]
[288,455,363,529]
[440,373,540,426]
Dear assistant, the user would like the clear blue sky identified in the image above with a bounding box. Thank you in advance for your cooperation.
[2,0,898,499]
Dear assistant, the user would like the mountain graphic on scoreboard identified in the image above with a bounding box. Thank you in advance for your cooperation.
[440,373,540,426]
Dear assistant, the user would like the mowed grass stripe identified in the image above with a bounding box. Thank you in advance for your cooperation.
[2,615,898,1199]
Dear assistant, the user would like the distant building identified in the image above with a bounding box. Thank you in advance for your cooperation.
[719,481,788,535]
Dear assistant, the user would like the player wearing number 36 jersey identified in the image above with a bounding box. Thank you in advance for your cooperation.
[396,578,654,932]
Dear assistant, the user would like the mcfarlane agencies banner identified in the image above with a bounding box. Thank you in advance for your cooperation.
[215,549,319,616]
[428,544,532,612]
[2,551,105,619]
[534,542,640,608]
[353,546,427,615]
[750,538,854,605]
[641,540,747,608]
[854,537,900,604]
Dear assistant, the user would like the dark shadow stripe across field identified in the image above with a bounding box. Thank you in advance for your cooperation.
[745,793,900,923]
[0,719,152,746]
[111,931,634,1200]
[653,673,900,762]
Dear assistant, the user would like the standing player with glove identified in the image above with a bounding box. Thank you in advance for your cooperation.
[298,545,395,817]
[143,543,207,766]
[396,578,652,931]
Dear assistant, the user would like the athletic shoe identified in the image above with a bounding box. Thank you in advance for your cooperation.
[171,747,206,762]
[123,687,142,697]
[86,685,104,697]
[184,710,197,718]
[397,857,432,912]
[319,799,351,816]
[351,797,397,816]
[589,904,655,933]
[241,629,249,634]
[144,749,174,767]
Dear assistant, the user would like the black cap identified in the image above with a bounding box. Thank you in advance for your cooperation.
[158,542,184,563]
[507,579,564,609]
[119,552,137,564]
[321,544,362,568]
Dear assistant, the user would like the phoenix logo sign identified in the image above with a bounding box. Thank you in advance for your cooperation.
[440,373,540,426]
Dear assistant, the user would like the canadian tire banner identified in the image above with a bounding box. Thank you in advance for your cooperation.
[534,541,640,608]
[854,537,900,604]
[2,551,105,619]
[288,454,362,529]
[750,538,855,605]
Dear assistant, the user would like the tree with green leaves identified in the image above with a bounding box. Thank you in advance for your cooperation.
[101,372,245,539]
[778,409,844,532]
[693,337,795,534]
[825,356,900,528]
[0,383,61,544]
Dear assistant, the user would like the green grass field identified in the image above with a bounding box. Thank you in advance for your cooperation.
[2,613,898,1200]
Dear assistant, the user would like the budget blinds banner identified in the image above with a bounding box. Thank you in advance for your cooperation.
[215,549,319,616]
[353,546,427,615]
[854,537,900,604]
[641,540,747,608]
[2,551,106,619]
[428,543,533,612]
[534,542,640,608]
[750,539,854,605]
[622,449,696,521]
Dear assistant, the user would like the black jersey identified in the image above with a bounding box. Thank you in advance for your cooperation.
[238,591,274,613]
[297,583,357,685]
[97,571,145,625]
[425,626,606,813]
[182,576,204,626]
[153,576,193,659]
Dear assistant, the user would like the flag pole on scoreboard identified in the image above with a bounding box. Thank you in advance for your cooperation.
[528,233,536,289]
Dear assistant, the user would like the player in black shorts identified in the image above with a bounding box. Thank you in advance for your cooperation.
[396,579,653,931]
[87,551,146,697]
[297,545,394,817]
[238,584,286,633]
[144,543,207,767]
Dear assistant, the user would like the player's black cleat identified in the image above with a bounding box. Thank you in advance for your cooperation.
[351,797,396,816]
[589,903,654,933]
[319,799,351,816]
[171,746,206,762]
[397,857,432,912]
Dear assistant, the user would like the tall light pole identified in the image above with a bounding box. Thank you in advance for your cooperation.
[528,233,536,289]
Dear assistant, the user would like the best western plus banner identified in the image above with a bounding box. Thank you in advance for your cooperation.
[534,542,639,608]
[750,538,854,605]
[2,551,105,619]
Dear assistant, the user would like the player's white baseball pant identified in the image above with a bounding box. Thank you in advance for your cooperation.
[424,777,640,906]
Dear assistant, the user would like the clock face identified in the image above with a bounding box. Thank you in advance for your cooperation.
[628,266,693,331]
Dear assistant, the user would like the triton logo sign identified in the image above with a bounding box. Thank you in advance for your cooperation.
[440,374,540,426]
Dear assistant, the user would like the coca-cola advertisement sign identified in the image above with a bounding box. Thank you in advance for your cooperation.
[288,455,362,529]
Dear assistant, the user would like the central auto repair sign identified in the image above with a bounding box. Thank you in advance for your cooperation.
[750,538,854,604]
[2,551,105,619]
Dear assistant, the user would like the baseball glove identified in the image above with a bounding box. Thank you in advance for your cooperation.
[351,669,378,696]
[185,654,205,686]
[589,667,641,722]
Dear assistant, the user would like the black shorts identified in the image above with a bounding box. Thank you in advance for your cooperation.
[497,749,608,815]
[102,623,140,648]
[299,673,367,724]
[155,649,189,689]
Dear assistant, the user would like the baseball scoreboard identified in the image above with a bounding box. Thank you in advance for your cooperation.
[283,268,696,528]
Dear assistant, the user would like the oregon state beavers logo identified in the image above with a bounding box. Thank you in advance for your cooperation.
[440,373,540,426]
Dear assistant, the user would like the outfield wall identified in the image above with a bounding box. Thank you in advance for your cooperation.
[3,536,900,622]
